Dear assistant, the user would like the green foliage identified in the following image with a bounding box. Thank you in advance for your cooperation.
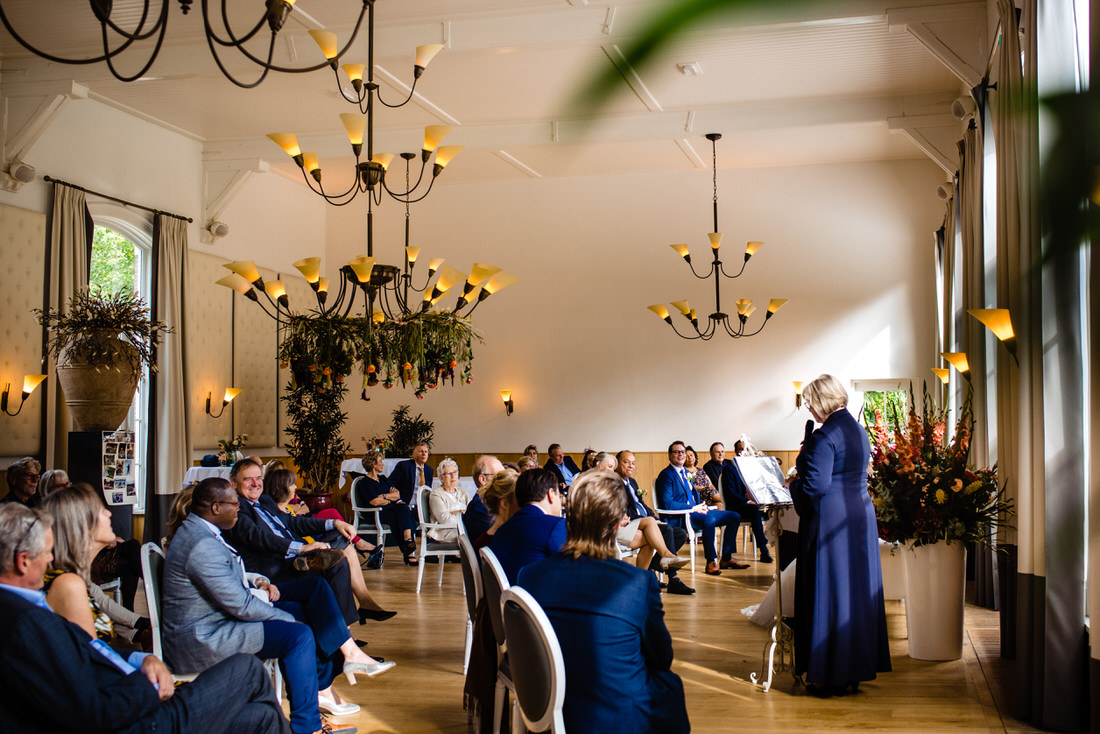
[90,227,135,296]
[34,288,170,373]
[862,389,909,432]
[387,405,434,458]
[282,377,351,493]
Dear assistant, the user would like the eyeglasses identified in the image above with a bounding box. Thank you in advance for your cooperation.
[671,449,686,455]
[23,473,40,482]
[215,499,241,507]
[441,471,459,478]
[12,515,40,569]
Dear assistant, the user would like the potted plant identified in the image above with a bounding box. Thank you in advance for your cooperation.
[387,404,434,458]
[35,288,170,431]
[867,384,1012,660]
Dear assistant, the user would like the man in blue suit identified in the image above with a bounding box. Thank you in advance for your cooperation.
[657,440,747,575]
[543,443,581,490]
[489,468,566,584]
[703,442,772,563]
[390,442,433,507]
[0,502,289,734]
[463,454,503,540]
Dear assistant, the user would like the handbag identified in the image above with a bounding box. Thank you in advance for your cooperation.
[365,544,385,570]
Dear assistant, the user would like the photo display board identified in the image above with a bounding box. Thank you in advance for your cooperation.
[102,430,137,506]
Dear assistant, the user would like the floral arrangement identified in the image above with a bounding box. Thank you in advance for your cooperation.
[867,384,1011,547]
[218,433,248,466]
[363,435,390,456]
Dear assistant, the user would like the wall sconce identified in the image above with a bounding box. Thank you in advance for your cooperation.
[793,381,803,409]
[940,352,971,382]
[968,308,1018,364]
[932,367,950,384]
[500,390,514,416]
[1,374,46,416]
[206,387,242,418]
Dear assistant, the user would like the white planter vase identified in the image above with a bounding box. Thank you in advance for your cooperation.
[901,540,966,661]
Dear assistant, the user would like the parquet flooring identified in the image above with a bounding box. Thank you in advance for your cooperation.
[143,548,1042,733]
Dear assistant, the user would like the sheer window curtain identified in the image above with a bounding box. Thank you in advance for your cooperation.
[144,214,191,545]
[991,0,1088,728]
[43,182,91,471]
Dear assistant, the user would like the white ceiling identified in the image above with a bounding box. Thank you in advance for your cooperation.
[0,0,976,185]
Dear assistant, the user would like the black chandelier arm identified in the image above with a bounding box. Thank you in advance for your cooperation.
[339,284,362,318]
[102,9,169,82]
[328,65,369,108]
[718,257,748,279]
[663,316,712,340]
[300,167,365,206]
[99,0,164,42]
[203,24,276,88]
[203,0,370,75]
[736,313,774,338]
[0,1,157,66]
[381,159,429,200]
[385,171,437,204]
[374,78,420,108]
[208,0,270,47]
[721,315,755,338]
[681,258,715,280]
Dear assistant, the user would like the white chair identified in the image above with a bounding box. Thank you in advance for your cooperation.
[501,586,567,734]
[140,542,282,699]
[457,524,482,675]
[98,577,122,604]
[349,476,390,551]
[416,486,460,592]
[479,547,519,734]
[650,484,697,573]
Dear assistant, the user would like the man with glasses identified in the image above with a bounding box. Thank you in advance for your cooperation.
[0,502,290,734]
[657,441,747,576]
[489,468,566,584]
[463,455,504,540]
[1,457,42,507]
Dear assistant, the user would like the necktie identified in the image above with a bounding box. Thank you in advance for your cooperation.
[417,465,425,488]
[256,503,292,540]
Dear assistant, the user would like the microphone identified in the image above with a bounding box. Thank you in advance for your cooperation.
[803,419,814,444]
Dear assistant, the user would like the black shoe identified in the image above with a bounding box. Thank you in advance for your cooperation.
[667,577,696,595]
[354,639,368,647]
[292,549,344,572]
[658,581,669,589]
[758,551,774,564]
[358,608,398,624]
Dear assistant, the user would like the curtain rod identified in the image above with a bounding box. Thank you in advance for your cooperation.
[43,175,193,223]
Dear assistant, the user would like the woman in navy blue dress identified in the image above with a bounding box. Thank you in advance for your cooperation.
[792,374,891,694]
[355,449,418,564]
[519,470,690,734]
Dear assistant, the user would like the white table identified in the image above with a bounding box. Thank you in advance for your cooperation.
[183,466,231,487]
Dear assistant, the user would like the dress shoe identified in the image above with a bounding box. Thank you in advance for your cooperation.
[704,561,721,575]
[719,558,750,570]
[758,551,774,563]
[318,696,361,716]
[666,577,695,595]
[293,549,345,572]
[659,556,689,571]
[358,608,397,624]
[343,659,396,684]
[319,715,358,734]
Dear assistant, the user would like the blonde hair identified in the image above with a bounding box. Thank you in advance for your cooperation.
[481,469,519,518]
[263,459,287,478]
[40,483,102,581]
[559,470,627,561]
[364,449,385,472]
[802,373,849,416]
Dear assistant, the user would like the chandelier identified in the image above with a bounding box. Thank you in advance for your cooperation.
[0,0,375,88]
[648,133,787,340]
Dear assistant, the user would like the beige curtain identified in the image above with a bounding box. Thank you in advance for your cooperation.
[44,182,91,470]
[145,214,191,543]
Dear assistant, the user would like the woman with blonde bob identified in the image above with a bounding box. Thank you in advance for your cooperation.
[474,469,519,549]
[518,470,690,734]
[792,373,890,695]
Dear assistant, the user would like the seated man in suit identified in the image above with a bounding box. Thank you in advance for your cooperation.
[543,443,581,491]
[0,502,289,734]
[616,451,694,595]
[519,470,690,734]
[657,441,748,575]
[390,442,433,513]
[0,456,41,507]
[489,468,566,584]
[163,478,394,734]
[702,442,772,563]
[464,454,504,540]
[222,458,361,627]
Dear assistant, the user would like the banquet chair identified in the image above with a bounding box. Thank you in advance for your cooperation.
[717,473,757,557]
[416,486,460,592]
[479,547,519,734]
[140,542,282,699]
[350,476,390,552]
[457,524,482,675]
[501,586,566,734]
[650,486,697,573]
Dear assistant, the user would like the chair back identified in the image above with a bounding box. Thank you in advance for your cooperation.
[458,530,482,621]
[140,542,167,659]
[501,586,566,733]
[478,546,510,649]
[417,485,432,526]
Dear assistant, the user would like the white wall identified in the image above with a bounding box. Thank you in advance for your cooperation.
[316,158,944,453]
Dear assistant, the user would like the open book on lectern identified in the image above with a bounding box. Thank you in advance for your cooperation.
[734,456,792,506]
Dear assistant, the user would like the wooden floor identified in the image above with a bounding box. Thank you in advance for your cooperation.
[147,549,1042,733]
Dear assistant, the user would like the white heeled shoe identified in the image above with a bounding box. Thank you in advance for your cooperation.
[343,659,396,684]
[318,695,360,716]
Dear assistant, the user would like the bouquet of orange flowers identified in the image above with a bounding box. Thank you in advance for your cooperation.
[867,385,1011,547]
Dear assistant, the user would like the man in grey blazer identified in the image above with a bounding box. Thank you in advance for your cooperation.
[162,478,391,734]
